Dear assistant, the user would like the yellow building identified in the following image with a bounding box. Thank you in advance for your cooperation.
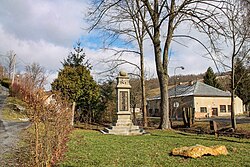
[147,81,243,119]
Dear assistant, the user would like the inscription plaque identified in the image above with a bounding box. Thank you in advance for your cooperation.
[119,79,127,85]
[119,91,128,111]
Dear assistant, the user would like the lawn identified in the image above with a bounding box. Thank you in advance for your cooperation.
[60,129,250,167]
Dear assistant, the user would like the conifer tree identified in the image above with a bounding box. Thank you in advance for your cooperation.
[235,59,250,111]
[203,67,222,89]
[52,41,100,122]
[63,41,92,69]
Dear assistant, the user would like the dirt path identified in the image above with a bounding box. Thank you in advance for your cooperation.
[0,87,29,165]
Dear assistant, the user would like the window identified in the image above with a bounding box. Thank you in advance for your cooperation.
[228,105,231,113]
[220,105,226,113]
[200,107,207,113]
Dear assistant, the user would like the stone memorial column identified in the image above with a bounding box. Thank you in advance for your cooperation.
[115,71,132,126]
[102,71,144,135]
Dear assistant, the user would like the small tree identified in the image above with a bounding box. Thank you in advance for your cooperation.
[99,80,116,123]
[235,59,250,113]
[52,66,100,123]
[52,42,100,123]
[203,67,222,89]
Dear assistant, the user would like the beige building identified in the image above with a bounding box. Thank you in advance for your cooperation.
[147,82,243,119]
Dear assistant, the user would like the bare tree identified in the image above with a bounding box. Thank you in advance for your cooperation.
[25,62,47,89]
[4,50,16,80]
[134,0,228,129]
[89,0,228,129]
[213,0,250,130]
[89,0,148,126]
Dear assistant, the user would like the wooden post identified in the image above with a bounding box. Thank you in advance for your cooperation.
[191,108,195,124]
[188,108,192,125]
[71,102,76,126]
[210,120,218,137]
[182,107,188,127]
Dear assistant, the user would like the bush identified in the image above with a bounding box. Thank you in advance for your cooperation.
[9,76,73,166]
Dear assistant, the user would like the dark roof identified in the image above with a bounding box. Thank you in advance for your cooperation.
[148,81,231,100]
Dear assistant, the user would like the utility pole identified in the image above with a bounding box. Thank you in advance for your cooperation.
[11,53,16,86]
[173,66,184,120]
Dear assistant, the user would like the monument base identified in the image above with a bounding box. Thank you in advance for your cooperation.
[101,125,145,135]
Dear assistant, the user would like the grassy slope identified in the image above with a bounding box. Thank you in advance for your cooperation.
[1,97,28,121]
[60,129,250,167]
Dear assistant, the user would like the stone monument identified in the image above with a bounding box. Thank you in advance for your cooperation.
[102,71,144,135]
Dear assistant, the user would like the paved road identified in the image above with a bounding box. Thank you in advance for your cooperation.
[196,116,250,124]
[0,86,29,165]
[211,117,250,124]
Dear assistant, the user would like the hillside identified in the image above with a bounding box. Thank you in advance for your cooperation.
[145,72,230,98]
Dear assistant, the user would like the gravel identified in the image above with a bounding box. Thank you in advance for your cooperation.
[0,87,29,165]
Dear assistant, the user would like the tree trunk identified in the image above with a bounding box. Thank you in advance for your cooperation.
[155,44,170,129]
[158,74,170,129]
[156,0,175,129]
[154,22,171,129]
[140,47,148,127]
[231,59,237,130]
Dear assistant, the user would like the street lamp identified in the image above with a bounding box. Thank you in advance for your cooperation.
[174,66,184,97]
[173,66,184,120]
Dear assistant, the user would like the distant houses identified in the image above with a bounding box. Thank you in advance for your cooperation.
[147,81,243,119]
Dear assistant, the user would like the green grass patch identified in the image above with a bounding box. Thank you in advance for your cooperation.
[5,96,27,106]
[1,97,28,121]
[60,129,250,167]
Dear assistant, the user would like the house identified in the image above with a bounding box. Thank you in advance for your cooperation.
[147,81,243,119]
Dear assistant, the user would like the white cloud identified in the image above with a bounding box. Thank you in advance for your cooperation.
[0,25,70,90]
[0,26,68,71]
[0,0,89,46]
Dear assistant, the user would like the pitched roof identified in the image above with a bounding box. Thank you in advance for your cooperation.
[148,81,231,100]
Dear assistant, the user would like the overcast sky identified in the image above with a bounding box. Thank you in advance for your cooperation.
[0,0,219,89]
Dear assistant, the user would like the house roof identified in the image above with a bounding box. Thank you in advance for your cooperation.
[148,81,231,100]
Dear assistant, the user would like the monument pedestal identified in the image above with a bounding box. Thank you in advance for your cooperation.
[102,112,144,135]
[101,71,144,135]
[103,125,144,136]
